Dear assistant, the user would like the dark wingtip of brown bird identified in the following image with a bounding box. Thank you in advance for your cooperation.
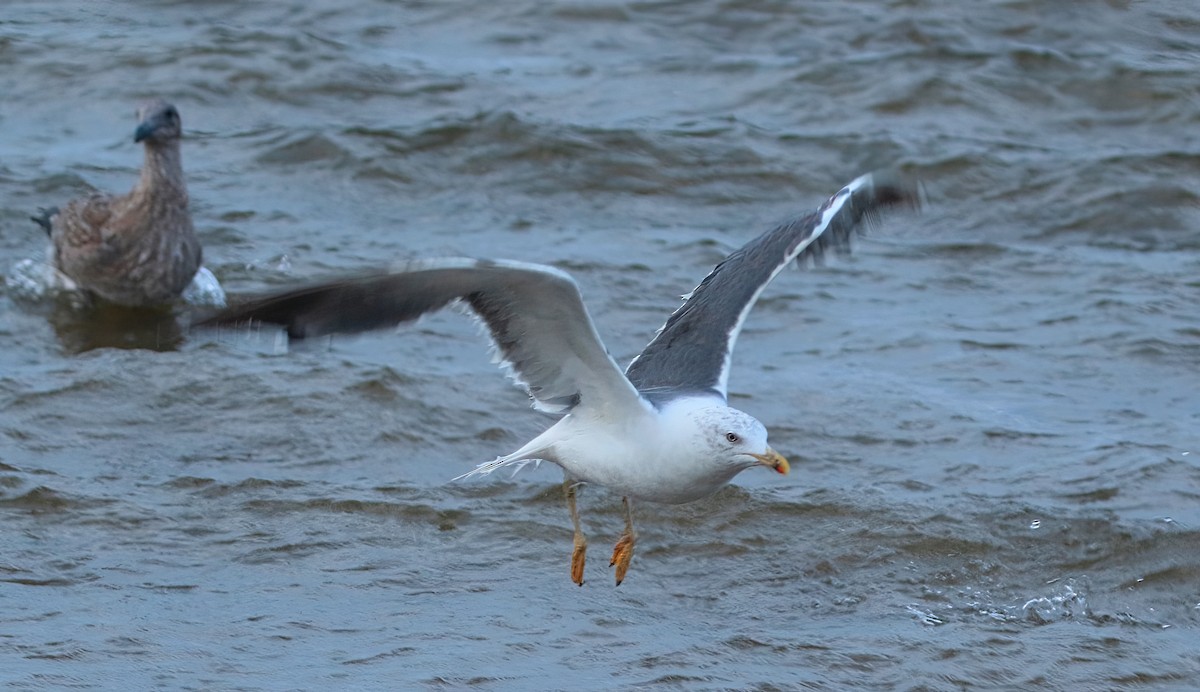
[30,207,57,236]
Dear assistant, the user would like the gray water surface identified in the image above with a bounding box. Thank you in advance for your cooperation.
[1,1,1198,689]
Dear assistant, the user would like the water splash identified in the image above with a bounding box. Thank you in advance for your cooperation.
[181,266,227,308]
[1022,578,1091,624]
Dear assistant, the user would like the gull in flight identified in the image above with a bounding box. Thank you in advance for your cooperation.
[200,172,918,585]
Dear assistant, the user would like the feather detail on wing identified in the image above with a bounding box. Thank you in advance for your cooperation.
[624,171,920,400]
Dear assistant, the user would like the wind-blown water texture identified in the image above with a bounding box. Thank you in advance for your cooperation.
[1,0,1198,688]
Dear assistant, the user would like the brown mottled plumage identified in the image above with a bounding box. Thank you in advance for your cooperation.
[36,99,202,307]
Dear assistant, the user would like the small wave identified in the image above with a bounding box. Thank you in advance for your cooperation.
[255,132,352,166]
[0,486,94,513]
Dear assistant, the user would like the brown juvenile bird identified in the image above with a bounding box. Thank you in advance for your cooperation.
[32,99,203,307]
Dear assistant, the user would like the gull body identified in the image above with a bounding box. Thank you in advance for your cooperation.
[494,395,777,505]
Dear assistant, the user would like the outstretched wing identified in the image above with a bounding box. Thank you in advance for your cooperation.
[197,258,647,417]
[624,171,920,401]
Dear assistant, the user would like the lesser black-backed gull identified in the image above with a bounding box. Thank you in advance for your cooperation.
[200,172,918,585]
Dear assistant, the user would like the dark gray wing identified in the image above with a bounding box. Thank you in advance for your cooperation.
[624,172,920,401]
[196,258,646,416]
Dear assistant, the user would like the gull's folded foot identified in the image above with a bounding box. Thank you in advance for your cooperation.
[571,533,587,587]
[609,532,635,586]
[610,495,636,586]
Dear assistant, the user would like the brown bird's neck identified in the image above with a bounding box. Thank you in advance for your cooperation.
[134,140,188,205]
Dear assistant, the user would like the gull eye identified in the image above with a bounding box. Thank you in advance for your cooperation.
[725,432,740,444]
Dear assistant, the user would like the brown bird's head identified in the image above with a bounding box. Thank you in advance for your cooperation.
[134,99,182,144]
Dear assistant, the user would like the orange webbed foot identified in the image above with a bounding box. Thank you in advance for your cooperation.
[609,532,635,586]
[571,535,587,586]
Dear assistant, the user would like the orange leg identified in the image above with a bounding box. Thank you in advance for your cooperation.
[564,479,587,586]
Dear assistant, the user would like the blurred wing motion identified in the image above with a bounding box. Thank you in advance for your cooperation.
[197,258,646,416]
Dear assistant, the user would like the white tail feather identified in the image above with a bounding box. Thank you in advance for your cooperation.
[452,455,543,481]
